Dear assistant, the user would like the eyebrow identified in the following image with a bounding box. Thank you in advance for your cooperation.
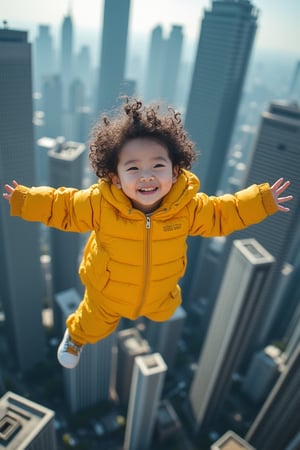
[123,156,168,166]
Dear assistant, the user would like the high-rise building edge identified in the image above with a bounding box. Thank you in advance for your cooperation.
[96,0,131,115]
[0,391,57,449]
[124,353,167,450]
[55,288,115,413]
[0,28,46,370]
[246,344,300,450]
[188,238,274,432]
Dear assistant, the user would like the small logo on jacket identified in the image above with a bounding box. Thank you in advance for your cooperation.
[163,223,182,232]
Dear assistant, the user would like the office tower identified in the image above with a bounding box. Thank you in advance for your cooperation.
[75,45,91,96]
[124,353,167,450]
[75,106,93,144]
[60,13,73,108]
[33,25,55,92]
[188,239,274,432]
[0,29,45,371]
[213,100,300,347]
[144,25,165,102]
[188,99,300,352]
[55,288,115,413]
[241,346,282,404]
[116,328,151,405]
[0,391,56,449]
[145,306,186,371]
[155,399,182,443]
[48,138,86,294]
[246,344,300,450]
[42,75,63,138]
[161,25,184,105]
[96,0,131,114]
[211,430,255,450]
[185,0,257,195]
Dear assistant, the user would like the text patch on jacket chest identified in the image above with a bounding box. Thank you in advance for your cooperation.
[163,223,182,232]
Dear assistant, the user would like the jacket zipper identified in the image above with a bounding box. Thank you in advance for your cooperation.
[137,215,151,315]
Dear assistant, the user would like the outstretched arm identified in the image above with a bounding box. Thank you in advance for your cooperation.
[271,178,293,212]
[2,180,18,202]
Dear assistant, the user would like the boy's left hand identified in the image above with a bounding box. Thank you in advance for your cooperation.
[271,178,293,212]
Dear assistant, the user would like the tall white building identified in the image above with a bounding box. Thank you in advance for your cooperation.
[55,288,115,413]
[0,28,45,370]
[48,138,86,294]
[124,353,167,450]
[189,239,274,432]
[116,328,151,406]
[0,391,56,449]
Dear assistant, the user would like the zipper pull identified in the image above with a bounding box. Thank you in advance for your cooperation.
[146,216,151,229]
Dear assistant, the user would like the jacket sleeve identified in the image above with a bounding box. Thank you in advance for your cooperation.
[187,183,278,237]
[10,184,102,232]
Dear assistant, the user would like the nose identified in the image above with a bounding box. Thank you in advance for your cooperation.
[140,173,154,182]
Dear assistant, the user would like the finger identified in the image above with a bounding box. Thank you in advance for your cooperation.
[271,178,284,191]
[275,181,291,195]
[278,205,290,213]
[4,184,14,193]
[12,180,18,187]
[277,195,293,204]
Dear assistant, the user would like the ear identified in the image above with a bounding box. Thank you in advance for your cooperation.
[172,165,179,183]
[110,173,121,189]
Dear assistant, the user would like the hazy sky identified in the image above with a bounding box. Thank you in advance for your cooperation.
[2,0,300,56]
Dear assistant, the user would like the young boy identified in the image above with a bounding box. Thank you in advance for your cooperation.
[3,99,293,369]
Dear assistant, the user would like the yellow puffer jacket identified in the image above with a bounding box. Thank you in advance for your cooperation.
[10,169,278,321]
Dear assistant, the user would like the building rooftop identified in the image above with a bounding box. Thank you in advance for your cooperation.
[0,391,55,449]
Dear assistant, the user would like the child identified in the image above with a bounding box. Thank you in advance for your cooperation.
[3,99,293,369]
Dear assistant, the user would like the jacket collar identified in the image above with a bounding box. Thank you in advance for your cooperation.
[99,169,200,218]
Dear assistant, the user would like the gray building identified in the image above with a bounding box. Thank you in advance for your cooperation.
[60,13,73,109]
[55,288,115,413]
[96,0,131,114]
[0,28,45,370]
[189,239,274,432]
[144,25,165,102]
[185,0,258,195]
[0,391,56,449]
[161,25,184,106]
[124,353,167,450]
[246,344,300,450]
[189,100,300,353]
[48,137,86,294]
[145,305,186,371]
[116,328,151,406]
[42,74,63,138]
[33,25,55,92]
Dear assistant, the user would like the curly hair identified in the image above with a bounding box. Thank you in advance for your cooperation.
[89,98,197,179]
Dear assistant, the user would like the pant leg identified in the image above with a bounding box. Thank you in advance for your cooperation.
[66,287,121,345]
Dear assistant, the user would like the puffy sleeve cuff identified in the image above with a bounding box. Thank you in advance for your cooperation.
[258,183,278,215]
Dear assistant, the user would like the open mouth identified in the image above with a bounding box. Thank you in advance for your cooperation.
[138,187,158,193]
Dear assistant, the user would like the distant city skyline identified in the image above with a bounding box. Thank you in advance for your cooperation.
[2,0,300,58]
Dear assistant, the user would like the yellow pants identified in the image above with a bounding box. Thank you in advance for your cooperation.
[66,287,121,345]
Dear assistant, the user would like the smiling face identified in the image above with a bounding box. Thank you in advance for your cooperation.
[111,138,178,213]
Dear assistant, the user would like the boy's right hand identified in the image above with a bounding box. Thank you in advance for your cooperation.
[2,180,18,202]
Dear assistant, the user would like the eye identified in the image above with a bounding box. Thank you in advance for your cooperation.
[154,163,165,168]
[127,166,139,171]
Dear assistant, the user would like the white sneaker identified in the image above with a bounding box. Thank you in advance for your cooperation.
[57,329,83,369]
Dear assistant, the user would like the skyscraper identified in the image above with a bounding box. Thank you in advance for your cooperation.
[187,99,300,353]
[124,353,167,450]
[60,13,73,108]
[213,100,300,347]
[145,306,187,371]
[55,288,115,413]
[33,25,55,92]
[185,0,258,195]
[96,0,131,114]
[246,344,300,450]
[188,239,274,432]
[161,25,184,105]
[115,328,151,406]
[48,138,86,294]
[0,28,45,370]
[144,25,165,102]
[0,391,56,449]
[42,75,63,138]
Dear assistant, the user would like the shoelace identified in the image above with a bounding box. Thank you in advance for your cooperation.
[64,338,82,355]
